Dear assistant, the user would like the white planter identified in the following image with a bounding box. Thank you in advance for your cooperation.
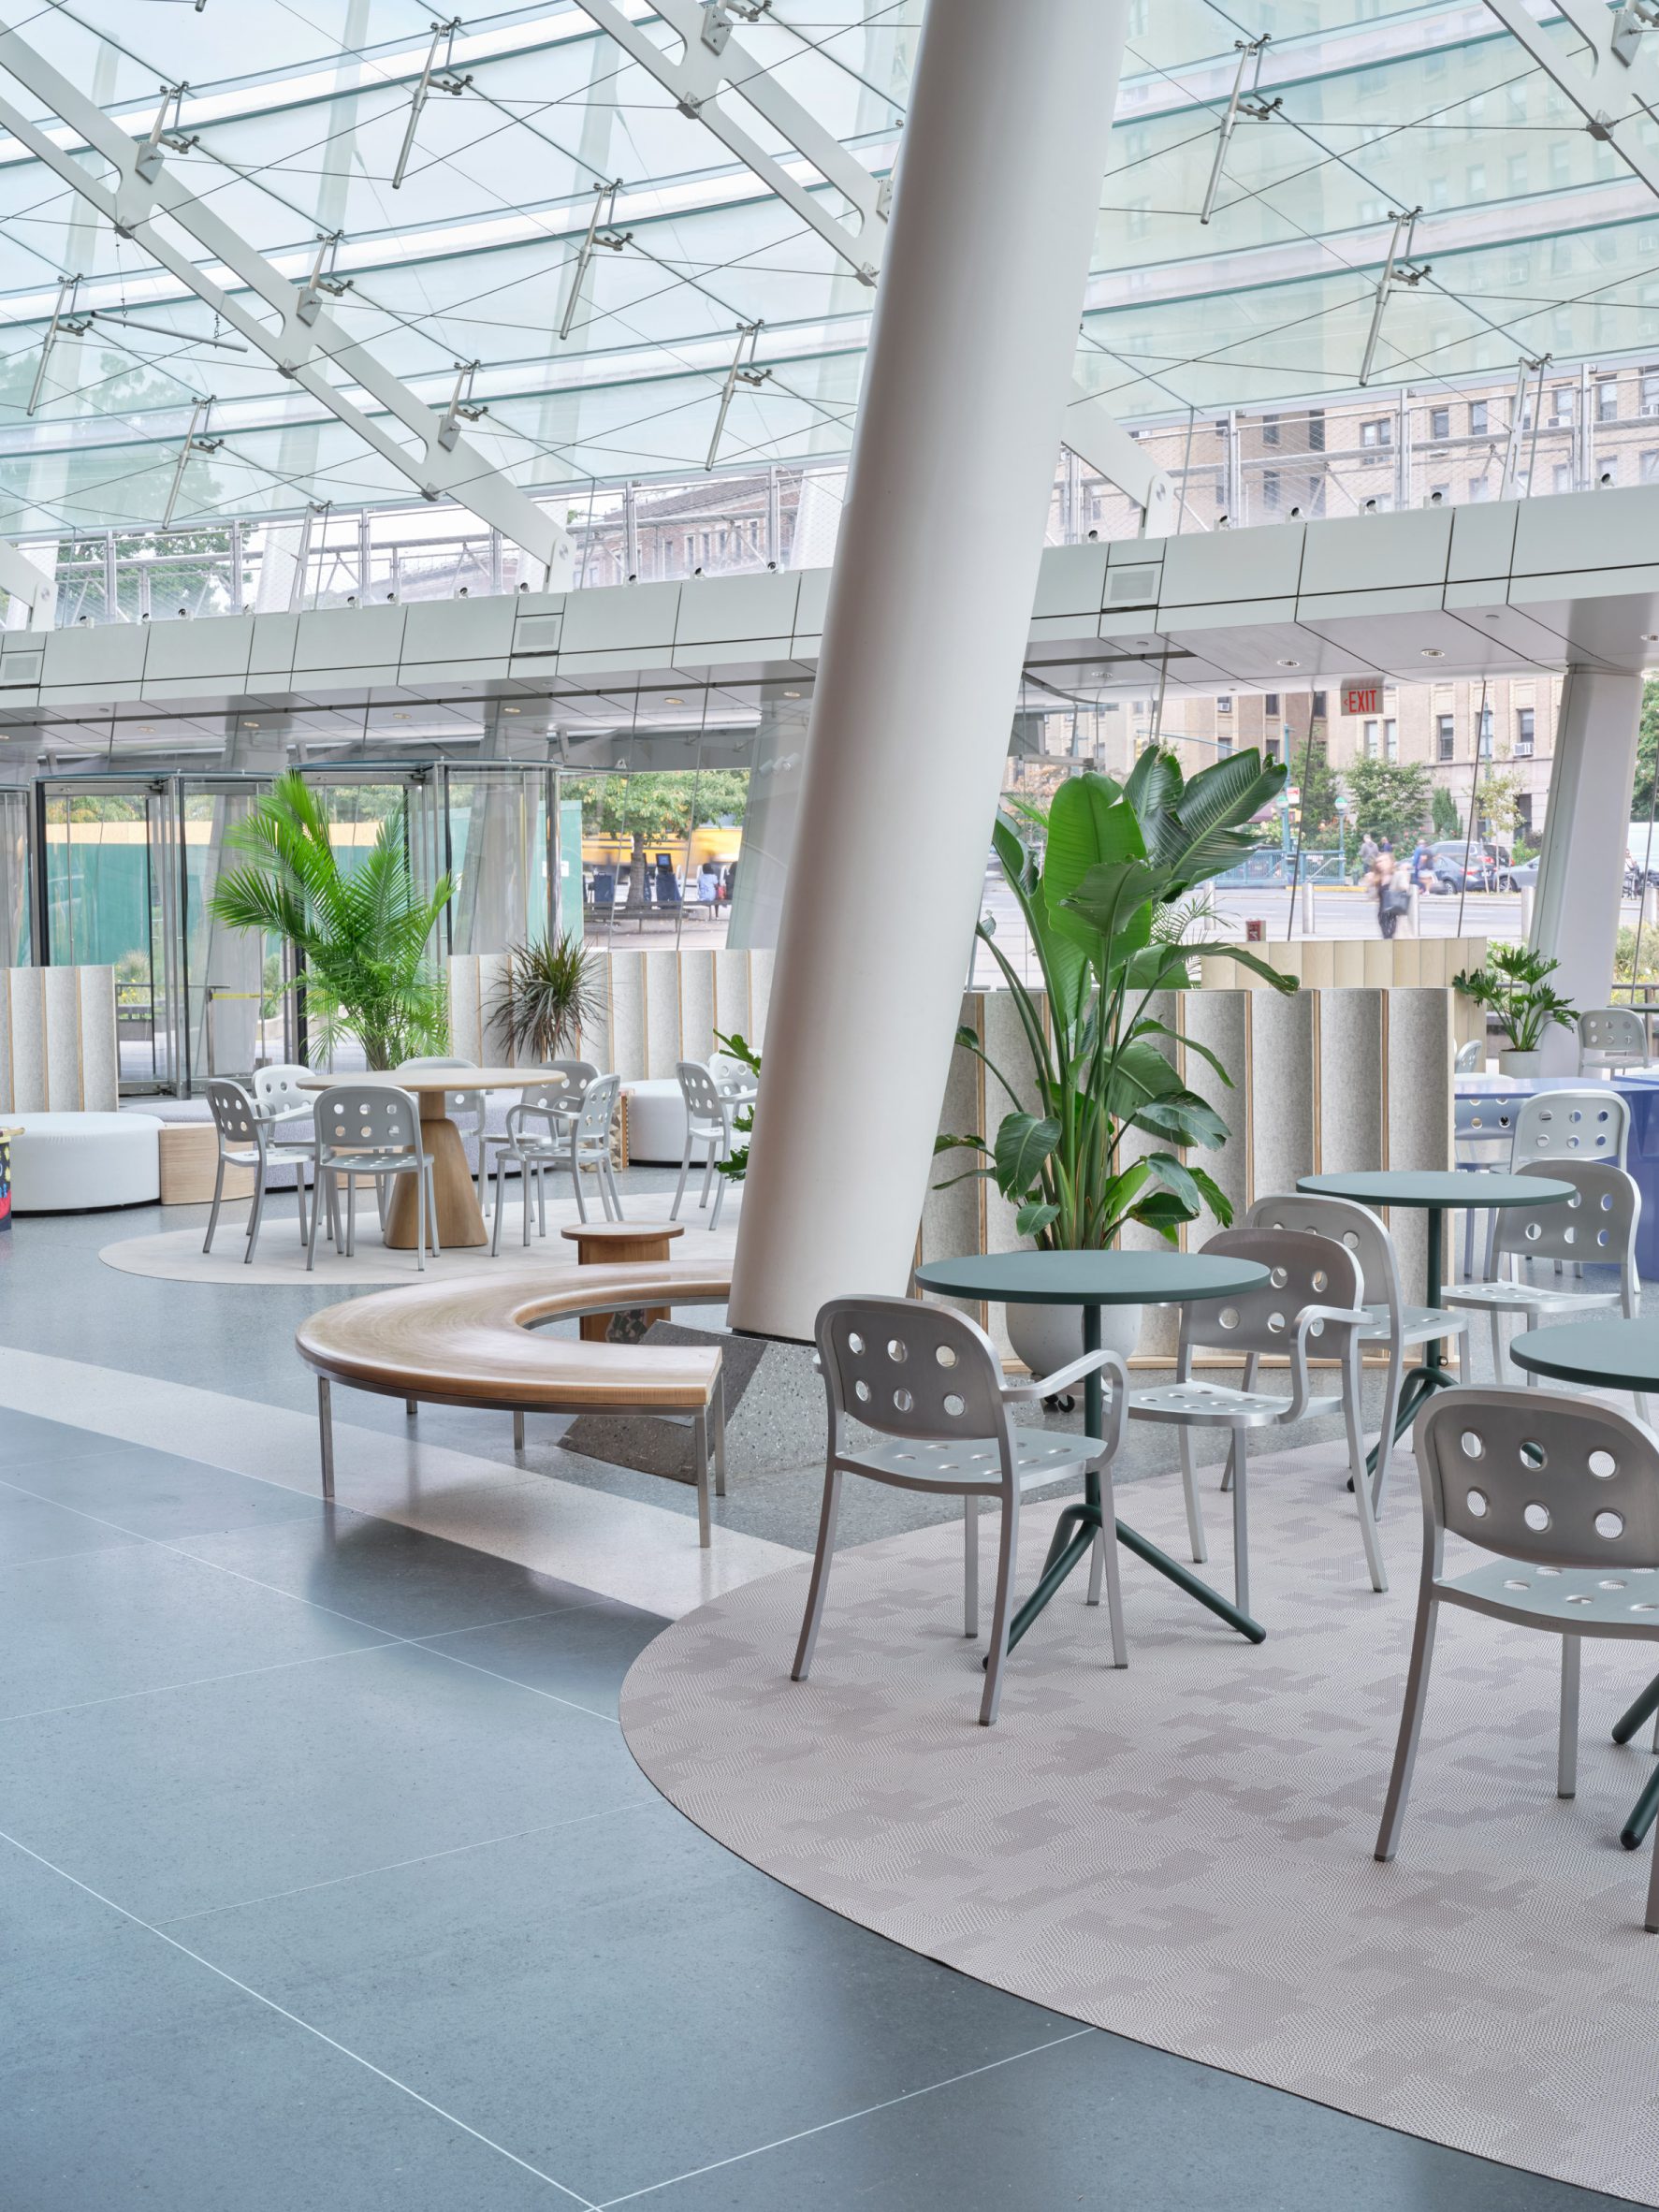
[1005,1298,1142,1387]
[1497,1049,1543,1077]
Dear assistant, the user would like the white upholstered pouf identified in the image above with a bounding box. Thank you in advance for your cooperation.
[7,1112,162,1212]
[621,1080,688,1163]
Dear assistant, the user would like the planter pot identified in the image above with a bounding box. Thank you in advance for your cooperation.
[1005,1298,1142,1386]
[1497,1049,1543,1077]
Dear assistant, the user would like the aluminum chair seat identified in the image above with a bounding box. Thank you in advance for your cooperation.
[318,1147,427,1177]
[844,1429,1110,1491]
[1446,1280,1623,1317]
[1443,1554,1659,1637]
[221,1142,315,1170]
[1359,1302,1468,1345]
[1128,1378,1345,1427]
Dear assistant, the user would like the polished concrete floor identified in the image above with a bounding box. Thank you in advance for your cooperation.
[0,1186,1632,2209]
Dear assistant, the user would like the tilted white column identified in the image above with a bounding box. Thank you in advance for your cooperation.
[728,0,1128,1340]
[1530,666,1642,1071]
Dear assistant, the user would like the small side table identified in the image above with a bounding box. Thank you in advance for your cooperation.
[561,1220,684,1342]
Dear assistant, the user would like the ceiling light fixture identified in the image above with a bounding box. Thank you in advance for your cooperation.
[783,690,801,698]
[1277,658,1300,668]
[665,696,684,706]
[1645,633,1659,643]
[1420,648,1445,659]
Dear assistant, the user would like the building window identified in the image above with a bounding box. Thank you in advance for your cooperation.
[1262,471,1280,512]
[1312,691,1328,719]
[1385,719,1399,761]
[1436,713,1455,761]
[1363,719,1379,759]
[1644,451,1659,483]
[1216,694,1232,714]
[1468,473,1491,502]
[1643,368,1659,416]
[1261,415,1280,445]
[1264,736,1281,764]
[1517,707,1535,756]
[1470,399,1490,434]
[1553,462,1575,494]
[1264,692,1280,714]
[1361,418,1393,460]
[1430,405,1450,440]
[1550,386,1575,426]
[1597,377,1620,422]
[1308,411,1326,452]
[1507,153,1528,195]
[1216,733,1233,758]
[1478,706,1493,758]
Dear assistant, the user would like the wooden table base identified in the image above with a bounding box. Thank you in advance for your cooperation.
[563,1221,684,1340]
[385,1111,486,1249]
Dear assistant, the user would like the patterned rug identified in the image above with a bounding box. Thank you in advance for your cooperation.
[621,1433,1659,2204]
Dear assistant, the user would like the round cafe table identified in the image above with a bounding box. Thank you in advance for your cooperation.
[914,1248,1272,1649]
[298,1069,562,1250]
[1297,1170,1574,1479]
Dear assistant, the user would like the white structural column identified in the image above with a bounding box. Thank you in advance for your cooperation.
[1530,666,1643,1072]
[728,0,1128,1340]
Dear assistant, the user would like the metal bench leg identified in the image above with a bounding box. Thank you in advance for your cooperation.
[513,1409,525,1452]
[317,1376,334,1501]
[405,1397,416,1419]
[692,1409,711,1547]
[712,1379,727,1497]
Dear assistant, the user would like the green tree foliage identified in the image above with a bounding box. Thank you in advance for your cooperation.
[564,770,749,908]
[1344,757,1433,849]
[1430,784,1462,839]
[1631,676,1659,820]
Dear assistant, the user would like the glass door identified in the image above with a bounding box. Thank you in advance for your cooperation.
[40,777,183,1091]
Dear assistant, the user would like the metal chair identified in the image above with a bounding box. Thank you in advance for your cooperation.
[396,1055,487,1192]
[1454,1093,1521,1277]
[251,1062,313,1127]
[1511,1086,1630,1169]
[554,1071,624,1227]
[793,1295,1130,1727]
[488,1068,609,1250]
[671,1059,737,1230]
[1455,1038,1483,1073]
[306,1084,438,1272]
[1443,1160,1648,1416]
[1579,1006,1648,1076]
[1375,1388,1659,1931]
[1126,1227,1379,1609]
[1245,1192,1469,1510]
[202,1078,315,1264]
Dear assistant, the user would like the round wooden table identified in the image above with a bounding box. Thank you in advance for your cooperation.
[299,1070,563,1250]
[915,1248,1272,1647]
[562,1219,684,1341]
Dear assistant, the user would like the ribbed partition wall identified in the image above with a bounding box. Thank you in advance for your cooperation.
[0,966,117,1112]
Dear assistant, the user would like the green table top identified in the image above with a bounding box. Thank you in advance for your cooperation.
[913,1250,1271,1308]
[1510,1320,1659,1391]
[1297,1170,1574,1211]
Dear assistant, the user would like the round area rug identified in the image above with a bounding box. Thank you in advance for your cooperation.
[101,1189,736,1287]
[621,1434,1659,2205]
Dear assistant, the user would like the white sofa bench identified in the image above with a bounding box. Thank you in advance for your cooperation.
[7,1112,162,1212]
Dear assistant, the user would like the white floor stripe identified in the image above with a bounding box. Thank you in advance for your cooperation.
[0,1349,797,1620]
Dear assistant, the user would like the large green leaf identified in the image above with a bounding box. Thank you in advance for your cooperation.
[1041,773,1138,956]
[1103,1037,1182,1114]
[1056,856,1157,959]
[1129,1092,1230,1150]
[993,1112,1059,1197]
[992,811,1088,1030]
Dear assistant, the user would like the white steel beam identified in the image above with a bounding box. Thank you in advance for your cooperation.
[1484,0,1659,205]
[0,29,572,586]
[569,0,1171,531]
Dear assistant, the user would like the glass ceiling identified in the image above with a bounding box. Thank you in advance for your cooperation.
[0,0,1654,537]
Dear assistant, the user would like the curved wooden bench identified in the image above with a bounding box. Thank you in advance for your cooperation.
[296,1260,733,1542]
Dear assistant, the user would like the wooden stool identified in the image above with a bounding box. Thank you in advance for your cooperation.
[562,1221,685,1342]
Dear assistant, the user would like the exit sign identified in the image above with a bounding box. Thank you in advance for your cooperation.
[1341,677,1383,717]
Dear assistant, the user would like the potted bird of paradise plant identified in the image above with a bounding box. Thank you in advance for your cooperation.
[937,749,1296,1374]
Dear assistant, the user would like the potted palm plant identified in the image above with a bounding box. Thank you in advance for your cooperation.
[209,772,454,1070]
[1451,945,1576,1075]
[491,933,604,1062]
[938,749,1295,1375]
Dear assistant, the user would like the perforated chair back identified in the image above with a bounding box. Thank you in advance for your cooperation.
[1245,1190,1401,1322]
[1491,1158,1640,1273]
[1417,1387,1659,1570]
[573,1071,621,1149]
[1512,1087,1630,1167]
[1455,1095,1518,1155]
[677,1059,728,1129]
[253,1063,312,1118]
[818,1295,1009,1448]
[518,1061,598,1119]
[1579,1007,1647,1067]
[396,1055,482,1115]
[1180,1227,1362,1359]
[207,1078,263,1150]
[313,1084,422,1159]
[1455,1039,1483,1072]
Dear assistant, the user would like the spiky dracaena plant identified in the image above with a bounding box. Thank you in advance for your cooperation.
[491,933,606,1064]
[208,772,454,1070]
[938,749,1297,1249]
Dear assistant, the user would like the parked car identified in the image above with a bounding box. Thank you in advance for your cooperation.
[1509,856,1540,891]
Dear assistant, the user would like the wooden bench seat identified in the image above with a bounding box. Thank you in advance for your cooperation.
[296,1259,733,1542]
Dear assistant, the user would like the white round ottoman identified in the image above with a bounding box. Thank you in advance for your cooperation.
[7,1112,162,1212]
[621,1080,688,1163]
